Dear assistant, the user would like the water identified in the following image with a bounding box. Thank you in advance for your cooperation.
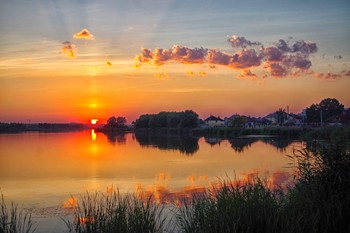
[0,130,301,232]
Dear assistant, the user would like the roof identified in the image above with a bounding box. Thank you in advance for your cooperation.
[204,116,224,122]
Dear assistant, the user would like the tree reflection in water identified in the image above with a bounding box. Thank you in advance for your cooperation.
[134,132,199,155]
[104,132,127,145]
[101,131,297,154]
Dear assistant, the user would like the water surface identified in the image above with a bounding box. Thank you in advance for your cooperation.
[0,130,301,232]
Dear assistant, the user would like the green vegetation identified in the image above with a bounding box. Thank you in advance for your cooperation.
[134,110,199,130]
[0,193,35,233]
[176,139,350,233]
[64,190,166,233]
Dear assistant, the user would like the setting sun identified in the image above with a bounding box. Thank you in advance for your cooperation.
[90,119,99,125]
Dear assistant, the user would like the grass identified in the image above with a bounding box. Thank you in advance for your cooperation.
[0,193,35,233]
[175,179,283,233]
[64,189,167,233]
[175,139,350,233]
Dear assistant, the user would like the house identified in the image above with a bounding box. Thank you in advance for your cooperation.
[224,114,239,127]
[265,112,278,124]
[204,116,225,127]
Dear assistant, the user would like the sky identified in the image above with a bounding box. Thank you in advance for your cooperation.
[0,0,349,123]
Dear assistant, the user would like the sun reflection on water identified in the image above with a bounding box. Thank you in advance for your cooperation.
[91,129,97,141]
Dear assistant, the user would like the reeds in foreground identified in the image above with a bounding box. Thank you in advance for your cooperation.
[175,141,350,233]
[64,189,167,233]
[0,192,35,233]
[175,179,284,233]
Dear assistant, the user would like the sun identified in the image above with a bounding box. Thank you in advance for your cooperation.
[90,119,99,125]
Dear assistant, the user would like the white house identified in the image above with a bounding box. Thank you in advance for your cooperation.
[204,116,225,127]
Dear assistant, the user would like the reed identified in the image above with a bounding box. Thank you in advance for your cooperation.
[64,189,167,233]
[0,192,35,233]
[175,140,350,233]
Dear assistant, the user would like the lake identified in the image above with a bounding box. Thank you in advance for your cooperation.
[0,130,302,233]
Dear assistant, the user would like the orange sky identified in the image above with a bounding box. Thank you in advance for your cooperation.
[0,0,349,123]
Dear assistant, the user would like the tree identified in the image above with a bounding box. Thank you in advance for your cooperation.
[276,108,287,125]
[319,98,344,122]
[230,116,246,128]
[180,110,199,128]
[306,98,344,123]
[133,110,199,129]
[134,114,153,129]
[106,116,127,129]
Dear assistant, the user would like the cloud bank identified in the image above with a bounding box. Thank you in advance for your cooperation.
[134,35,347,79]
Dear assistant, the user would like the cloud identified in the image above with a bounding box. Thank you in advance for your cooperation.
[135,45,207,66]
[238,69,257,79]
[186,71,207,77]
[73,28,95,40]
[61,41,77,58]
[227,35,262,48]
[313,69,350,79]
[135,35,349,79]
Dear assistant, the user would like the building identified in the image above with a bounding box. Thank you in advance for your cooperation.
[204,116,225,127]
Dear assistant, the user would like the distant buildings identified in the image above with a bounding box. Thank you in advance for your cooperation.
[204,116,225,127]
[203,110,310,128]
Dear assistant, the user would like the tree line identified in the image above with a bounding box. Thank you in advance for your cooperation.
[134,110,199,129]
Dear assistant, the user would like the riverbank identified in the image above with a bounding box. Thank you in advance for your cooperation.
[0,122,87,133]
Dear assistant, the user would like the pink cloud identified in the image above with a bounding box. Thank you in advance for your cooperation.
[135,35,349,79]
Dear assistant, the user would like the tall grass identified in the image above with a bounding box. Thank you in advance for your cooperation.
[284,141,350,233]
[176,140,350,233]
[176,179,284,233]
[0,193,35,233]
[64,189,167,233]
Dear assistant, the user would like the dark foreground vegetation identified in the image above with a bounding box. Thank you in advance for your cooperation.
[1,130,349,233]
[0,193,35,233]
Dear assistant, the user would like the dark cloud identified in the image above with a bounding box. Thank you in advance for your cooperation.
[291,40,317,53]
[267,63,288,77]
[135,46,207,66]
[227,35,262,48]
[276,39,290,52]
[263,39,317,77]
[135,35,349,79]
[264,47,284,61]
[208,49,232,66]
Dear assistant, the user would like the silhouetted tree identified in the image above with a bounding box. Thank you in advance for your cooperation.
[106,116,127,129]
[306,98,344,123]
[276,108,287,125]
[230,115,246,128]
[134,110,199,129]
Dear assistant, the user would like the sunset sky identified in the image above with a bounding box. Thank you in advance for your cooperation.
[1,0,349,123]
